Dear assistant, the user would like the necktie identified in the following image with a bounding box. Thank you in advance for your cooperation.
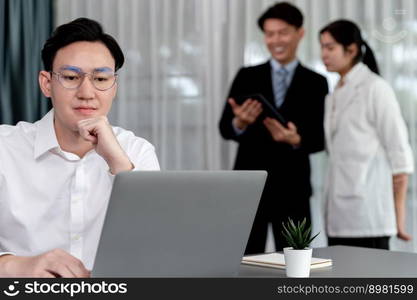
[273,67,288,108]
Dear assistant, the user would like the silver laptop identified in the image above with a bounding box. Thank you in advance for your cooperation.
[93,170,266,277]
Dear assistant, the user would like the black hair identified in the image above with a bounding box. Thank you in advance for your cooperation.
[258,2,303,31]
[319,19,379,75]
[41,18,124,72]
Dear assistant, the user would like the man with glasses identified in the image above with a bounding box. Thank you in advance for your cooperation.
[0,18,160,277]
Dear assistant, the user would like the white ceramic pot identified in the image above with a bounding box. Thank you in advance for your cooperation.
[283,247,313,278]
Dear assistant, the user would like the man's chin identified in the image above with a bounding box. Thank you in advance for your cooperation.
[272,53,291,64]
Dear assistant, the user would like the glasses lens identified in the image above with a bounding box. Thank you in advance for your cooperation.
[92,71,116,90]
[59,70,82,89]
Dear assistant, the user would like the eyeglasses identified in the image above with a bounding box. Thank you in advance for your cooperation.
[50,70,118,91]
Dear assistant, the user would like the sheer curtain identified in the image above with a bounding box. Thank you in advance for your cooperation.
[55,0,417,252]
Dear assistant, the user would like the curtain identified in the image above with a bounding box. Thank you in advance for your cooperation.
[0,0,53,125]
[55,0,417,253]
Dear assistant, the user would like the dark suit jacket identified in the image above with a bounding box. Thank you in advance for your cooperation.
[219,61,328,218]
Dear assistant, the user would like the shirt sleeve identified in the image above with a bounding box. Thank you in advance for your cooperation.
[0,142,3,200]
[232,122,245,136]
[219,67,247,141]
[129,138,160,171]
[369,78,414,174]
[0,138,11,256]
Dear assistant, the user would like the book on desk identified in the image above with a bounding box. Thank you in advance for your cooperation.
[242,252,332,269]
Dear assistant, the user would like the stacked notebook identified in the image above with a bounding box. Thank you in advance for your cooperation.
[242,252,332,269]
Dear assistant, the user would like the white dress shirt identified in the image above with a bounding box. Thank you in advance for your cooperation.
[0,109,160,270]
[269,58,298,92]
[324,63,414,237]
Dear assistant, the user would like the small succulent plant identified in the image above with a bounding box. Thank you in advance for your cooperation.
[281,217,320,250]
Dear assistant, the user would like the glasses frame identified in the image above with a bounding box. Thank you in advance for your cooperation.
[50,70,118,91]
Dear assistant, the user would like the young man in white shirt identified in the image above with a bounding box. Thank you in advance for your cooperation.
[0,18,160,277]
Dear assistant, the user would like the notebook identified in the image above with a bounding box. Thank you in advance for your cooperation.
[242,252,332,269]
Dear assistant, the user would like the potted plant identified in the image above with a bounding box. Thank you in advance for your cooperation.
[281,217,320,277]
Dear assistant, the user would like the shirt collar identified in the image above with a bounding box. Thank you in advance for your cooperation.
[270,58,299,74]
[343,62,366,85]
[34,109,60,159]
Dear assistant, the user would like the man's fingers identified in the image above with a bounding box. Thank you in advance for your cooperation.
[78,122,99,143]
[228,98,238,109]
[246,99,260,110]
[252,105,263,117]
[48,250,90,278]
[79,127,97,143]
[263,118,275,130]
[240,99,253,111]
[55,250,91,278]
[273,119,286,131]
[264,117,281,129]
[46,263,76,278]
[229,98,263,125]
[242,100,261,115]
[38,271,56,278]
[0,249,90,278]
[287,121,297,132]
[65,259,91,278]
[249,101,262,114]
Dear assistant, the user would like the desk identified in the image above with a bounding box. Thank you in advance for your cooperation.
[239,246,417,277]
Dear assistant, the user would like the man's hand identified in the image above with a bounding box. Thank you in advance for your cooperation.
[263,117,301,146]
[229,98,263,131]
[77,116,133,174]
[0,249,90,278]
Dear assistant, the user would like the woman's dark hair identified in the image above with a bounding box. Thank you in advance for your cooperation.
[320,19,379,74]
[41,18,124,71]
[258,2,303,31]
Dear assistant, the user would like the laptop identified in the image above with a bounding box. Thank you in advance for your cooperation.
[92,170,266,277]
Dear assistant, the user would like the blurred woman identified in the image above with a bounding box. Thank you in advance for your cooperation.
[319,20,414,249]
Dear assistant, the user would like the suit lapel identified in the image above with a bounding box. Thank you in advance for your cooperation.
[258,62,275,106]
[280,63,304,110]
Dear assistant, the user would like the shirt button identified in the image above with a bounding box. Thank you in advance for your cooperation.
[71,198,79,203]
[72,235,81,241]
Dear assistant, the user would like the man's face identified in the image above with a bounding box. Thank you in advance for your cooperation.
[263,19,304,65]
[39,41,117,133]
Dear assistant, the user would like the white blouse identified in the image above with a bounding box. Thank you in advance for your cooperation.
[324,63,414,237]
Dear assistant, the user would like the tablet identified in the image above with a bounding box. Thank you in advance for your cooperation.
[235,93,288,127]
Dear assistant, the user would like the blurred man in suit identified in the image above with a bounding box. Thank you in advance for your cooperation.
[219,2,328,254]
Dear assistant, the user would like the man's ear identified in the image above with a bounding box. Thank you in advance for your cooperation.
[297,27,305,40]
[39,71,52,98]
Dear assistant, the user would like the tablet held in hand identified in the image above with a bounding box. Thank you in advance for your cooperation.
[236,93,288,127]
